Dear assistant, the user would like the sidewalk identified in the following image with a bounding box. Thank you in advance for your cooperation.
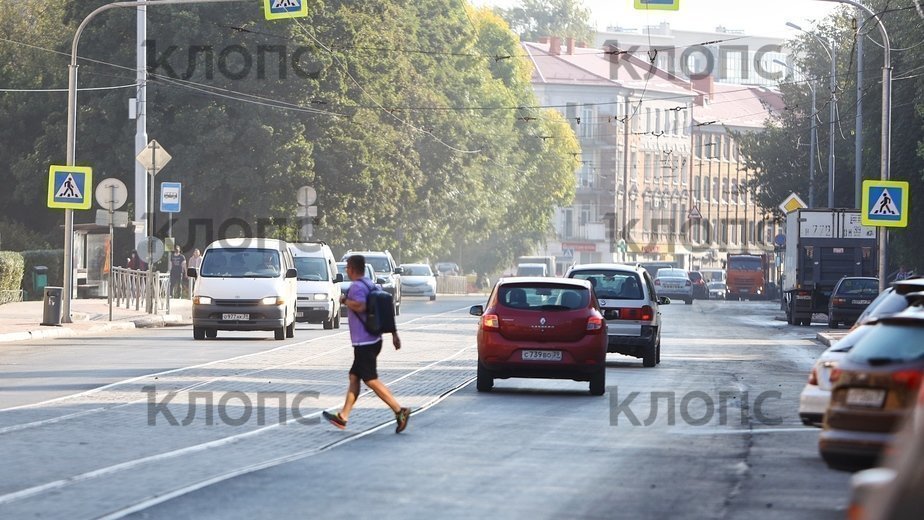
[816,330,850,348]
[0,298,191,343]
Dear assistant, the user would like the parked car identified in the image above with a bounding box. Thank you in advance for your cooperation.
[828,276,880,329]
[566,263,668,367]
[847,382,924,520]
[689,271,708,300]
[707,281,727,300]
[799,325,874,426]
[654,268,693,305]
[852,277,924,329]
[289,242,342,330]
[188,238,298,341]
[400,263,437,301]
[819,293,924,470]
[341,250,403,316]
[335,261,375,318]
[470,277,607,395]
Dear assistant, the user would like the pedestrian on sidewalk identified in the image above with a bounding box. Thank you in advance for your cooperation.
[186,248,202,297]
[323,254,410,433]
[169,246,187,298]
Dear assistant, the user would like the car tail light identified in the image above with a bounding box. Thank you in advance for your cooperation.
[808,367,818,386]
[640,305,653,321]
[892,370,923,391]
[832,297,847,306]
[482,314,499,331]
[830,368,842,384]
[586,315,604,333]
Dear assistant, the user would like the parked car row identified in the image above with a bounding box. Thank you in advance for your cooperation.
[796,277,924,474]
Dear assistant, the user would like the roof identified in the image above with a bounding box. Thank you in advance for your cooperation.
[567,263,646,273]
[498,277,593,288]
[207,238,289,250]
[692,83,783,129]
[522,42,694,96]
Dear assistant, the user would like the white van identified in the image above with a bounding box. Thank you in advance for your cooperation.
[188,238,298,341]
[289,242,342,329]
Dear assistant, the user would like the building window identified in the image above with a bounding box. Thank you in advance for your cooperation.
[655,109,661,134]
[563,209,574,238]
[704,176,711,200]
[646,108,652,132]
[694,175,701,201]
[713,178,720,202]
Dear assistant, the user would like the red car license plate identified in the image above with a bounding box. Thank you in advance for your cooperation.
[521,350,563,362]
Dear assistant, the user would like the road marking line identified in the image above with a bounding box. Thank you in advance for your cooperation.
[671,427,819,435]
[0,343,475,507]
[0,304,474,414]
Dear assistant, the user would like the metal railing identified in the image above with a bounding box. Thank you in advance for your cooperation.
[436,276,468,294]
[111,267,171,313]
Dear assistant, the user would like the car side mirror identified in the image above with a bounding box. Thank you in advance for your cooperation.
[334,273,344,283]
[394,267,404,275]
[377,277,388,284]
[285,268,298,279]
[469,305,484,316]
[658,296,671,305]
[186,267,198,278]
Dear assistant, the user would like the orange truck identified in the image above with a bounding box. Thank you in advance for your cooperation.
[725,254,769,300]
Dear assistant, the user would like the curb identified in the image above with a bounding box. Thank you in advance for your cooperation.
[0,321,137,343]
[815,332,847,348]
[131,315,191,328]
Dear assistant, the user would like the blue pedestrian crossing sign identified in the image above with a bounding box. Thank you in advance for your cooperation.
[47,165,92,210]
[635,0,681,11]
[263,0,308,20]
[861,180,909,228]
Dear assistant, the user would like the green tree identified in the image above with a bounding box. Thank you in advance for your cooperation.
[496,0,593,44]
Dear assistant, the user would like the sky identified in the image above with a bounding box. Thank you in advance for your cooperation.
[469,0,841,38]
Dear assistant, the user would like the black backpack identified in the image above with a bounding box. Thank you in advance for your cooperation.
[356,278,396,335]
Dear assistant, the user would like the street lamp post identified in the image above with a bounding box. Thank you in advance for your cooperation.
[786,22,836,208]
[774,59,817,208]
[61,0,247,321]
[817,0,892,292]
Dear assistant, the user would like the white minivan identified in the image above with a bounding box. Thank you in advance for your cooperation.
[289,242,343,329]
[187,238,298,341]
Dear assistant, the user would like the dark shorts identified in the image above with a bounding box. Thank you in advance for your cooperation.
[350,341,383,382]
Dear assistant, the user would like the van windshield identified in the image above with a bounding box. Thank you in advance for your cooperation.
[294,257,329,281]
[200,248,281,278]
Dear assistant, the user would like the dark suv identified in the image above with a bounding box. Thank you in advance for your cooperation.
[341,250,403,315]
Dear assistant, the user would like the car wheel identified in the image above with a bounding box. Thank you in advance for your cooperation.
[589,368,605,396]
[685,298,692,305]
[333,311,341,329]
[642,344,657,368]
[476,363,493,392]
[193,327,205,340]
[828,316,838,329]
[429,294,436,301]
[286,320,295,338]
[395,301,401,316]
[323,315,333,330]
[656,340,661,364]
[274,326,285,340]
[205,329,217,339]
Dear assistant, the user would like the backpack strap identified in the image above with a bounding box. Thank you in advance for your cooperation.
[353,277,375,327]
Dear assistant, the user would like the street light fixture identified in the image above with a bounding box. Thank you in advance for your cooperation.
[60,0,247,322]
[786,21,836,209]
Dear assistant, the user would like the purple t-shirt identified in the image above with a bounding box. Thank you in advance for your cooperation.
[347,277,381,345]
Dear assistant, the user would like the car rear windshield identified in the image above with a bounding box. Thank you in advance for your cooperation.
[294,257,329,281]
[689,272,703,282]
[861,290,908,320]
[498,284,589,311]
[847,323,924,363]
[835,278,879,296]
[363,256,391,273]
[201,248,281,278]
[656,269,687,279]
[569,271,643,300]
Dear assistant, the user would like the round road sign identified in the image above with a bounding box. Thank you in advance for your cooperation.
[95,178,128,211]
[136,236,165,265]
[297,186,317,206]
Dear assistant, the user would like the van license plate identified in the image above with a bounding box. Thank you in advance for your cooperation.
[222,313,249,321]
[846,388,886,408]
[522,350,562,362]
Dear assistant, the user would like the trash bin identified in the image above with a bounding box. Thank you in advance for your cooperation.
[41,286,63,326]
[33,266,48,295]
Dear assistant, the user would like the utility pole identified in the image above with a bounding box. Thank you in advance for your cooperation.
[827,41,836,208]
[854,28,863,209]
[135,4,148,249]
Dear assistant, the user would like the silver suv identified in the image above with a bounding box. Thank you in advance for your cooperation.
[340,250,403,315]
[565,263,669,367]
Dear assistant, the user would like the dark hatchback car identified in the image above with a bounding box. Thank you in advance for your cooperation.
[852,277,924,329]
[819,294,924,470]
[828,277,880,328]
[470,277,607,395]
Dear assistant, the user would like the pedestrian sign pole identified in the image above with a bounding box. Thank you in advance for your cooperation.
[48,165,93,323]
[861,180,910,292]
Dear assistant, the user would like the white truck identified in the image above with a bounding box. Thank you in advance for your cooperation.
[516,256,556,277]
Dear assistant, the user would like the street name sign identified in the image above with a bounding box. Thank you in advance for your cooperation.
[861,180,909,227]
[634,0,680,11]
[47,165,92,209]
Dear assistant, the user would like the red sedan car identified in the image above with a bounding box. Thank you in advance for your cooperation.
[469,277,607,395]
